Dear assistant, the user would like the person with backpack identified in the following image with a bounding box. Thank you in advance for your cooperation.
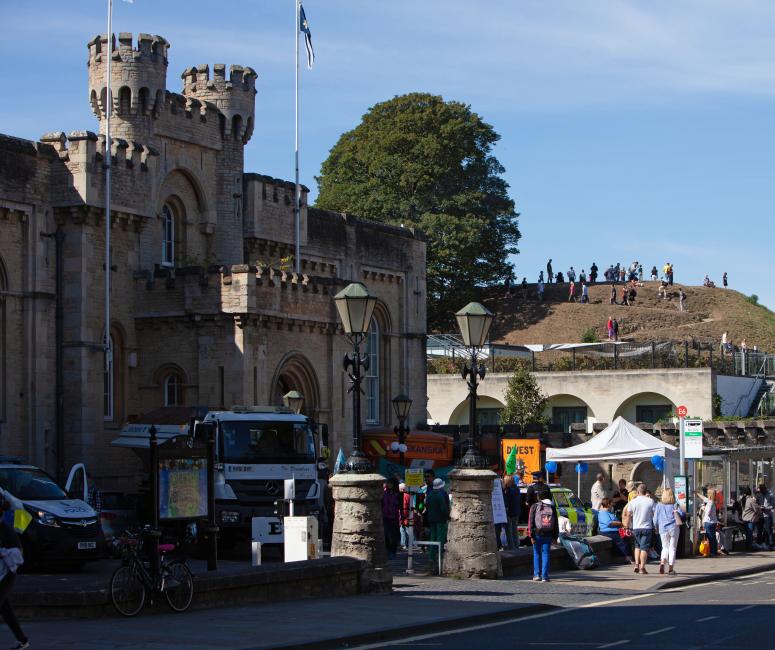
[628,484,655,574]
[0,497,29,650]
[425,477,450,573]
[528,496,559,582]
[653,487,684,575]
[526,471,551,507]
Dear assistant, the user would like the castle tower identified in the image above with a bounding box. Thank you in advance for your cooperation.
[182,64,257,264]
[87,33,169,142]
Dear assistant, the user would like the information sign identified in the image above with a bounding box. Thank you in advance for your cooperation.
[404,468,424,488]
[677,405,688,418]
[674,475,688,511]
[491,479,507,524]
[500,439,541,479]
[683,418,703,459]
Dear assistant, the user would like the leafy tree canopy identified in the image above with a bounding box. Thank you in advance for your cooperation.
[315,93,520,329]
[500,365,548,429]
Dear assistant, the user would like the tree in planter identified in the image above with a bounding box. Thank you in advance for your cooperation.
[500,365,549,430]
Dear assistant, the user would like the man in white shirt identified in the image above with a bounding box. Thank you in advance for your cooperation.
[628,484,656,574]
[591,474,607,512]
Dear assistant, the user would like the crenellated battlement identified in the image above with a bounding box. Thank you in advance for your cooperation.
[180,63,257,143]
[88,32,169,65]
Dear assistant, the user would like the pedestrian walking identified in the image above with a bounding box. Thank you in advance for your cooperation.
[723,271,728,288]
[503,474,521,550]
[607,317,614,341]
[697,488,720,556]
[650,265,658,281]
[590,472,607,534]
[547,259,553,283]
[425,478,450,573]
[612,318,619,341]
[398,482,412,550]
[382,478,401,559]
[581,282,589,304]
[526,471,551,507]
[537,279,545,302]
[679,288,687,312]
[658,279,668,300]
[590,262,598,283]
[0,498,29,650]
[568,266,576,282]
[638,264,643,281]
[597,498,633,562]
[667,263,674,285]
[653,487,683,575]
[620,285,629,306]
[579,269,587,283]
[521,277,528,300]
[610,283,617,305]
[628,484,655,574]
[528,497,559,582]
[568,280,577,302]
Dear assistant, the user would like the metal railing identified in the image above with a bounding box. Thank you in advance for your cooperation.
[427,336,775,378]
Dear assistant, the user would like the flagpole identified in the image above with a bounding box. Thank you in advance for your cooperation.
[294,0,301,276]
[105,0,113,370]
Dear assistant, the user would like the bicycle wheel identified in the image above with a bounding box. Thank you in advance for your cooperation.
[110,564,146,617]
[163,560,194,612]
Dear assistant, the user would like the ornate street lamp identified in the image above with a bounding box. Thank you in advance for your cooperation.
[391,393,412,467]
[283,390,304,415]
[334,282,378,473]
[455,302,493,469]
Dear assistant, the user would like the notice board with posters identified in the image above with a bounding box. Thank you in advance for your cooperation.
[501,439,542,479]
[158,457,208,520]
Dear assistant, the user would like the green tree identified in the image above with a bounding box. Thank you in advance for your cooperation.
[315,93,520,329]
[500,365,548,429]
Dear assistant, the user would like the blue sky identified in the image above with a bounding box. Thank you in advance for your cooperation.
[2,1,774,312]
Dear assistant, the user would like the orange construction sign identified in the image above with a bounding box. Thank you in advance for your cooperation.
[501,439,541,477]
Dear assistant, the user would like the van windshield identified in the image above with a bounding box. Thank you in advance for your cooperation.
[0,468,68,500]
[220,421,315,464]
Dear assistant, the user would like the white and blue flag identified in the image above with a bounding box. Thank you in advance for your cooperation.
[333,448,346,474]
[299,4,315,69]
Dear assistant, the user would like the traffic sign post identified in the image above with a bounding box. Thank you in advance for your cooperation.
[677,405,688,471]
[683,418,704,459]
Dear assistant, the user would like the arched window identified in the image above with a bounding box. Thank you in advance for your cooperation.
[161,204,175,267]
[103,334,114,421]
[365,319,380,424]
[164,372,183,407]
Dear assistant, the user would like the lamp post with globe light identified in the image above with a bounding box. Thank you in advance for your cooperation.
[283,390,304,414]
[442,301,502,579]
[329,282,392,591]
[391,394,412,467]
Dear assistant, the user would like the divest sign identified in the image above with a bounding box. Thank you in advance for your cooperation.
[500,439,541,477]
[683,418,703,459]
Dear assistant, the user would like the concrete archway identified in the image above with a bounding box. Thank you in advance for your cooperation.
[544,393,595,432]
[631,460,663,493]
[614,392,675,424]
[448,395,505,426]
[270,352,320,418]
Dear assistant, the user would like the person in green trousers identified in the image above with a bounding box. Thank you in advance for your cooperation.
[425,477,450,573]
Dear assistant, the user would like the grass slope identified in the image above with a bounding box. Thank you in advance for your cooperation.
[486,282,775,351]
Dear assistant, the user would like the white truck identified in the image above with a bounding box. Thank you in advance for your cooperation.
[113,406,328,546]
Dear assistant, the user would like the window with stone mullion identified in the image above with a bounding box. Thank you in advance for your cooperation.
[365,319,380,424]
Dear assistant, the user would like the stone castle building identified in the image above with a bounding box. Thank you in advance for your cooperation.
[0,33,427,488]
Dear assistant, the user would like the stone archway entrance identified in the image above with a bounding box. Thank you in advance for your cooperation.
[270,352,320,418]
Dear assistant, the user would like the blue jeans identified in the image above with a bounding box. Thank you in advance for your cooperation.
[704,523,719,555]
[745,522,755,549]
[532,535,552,579]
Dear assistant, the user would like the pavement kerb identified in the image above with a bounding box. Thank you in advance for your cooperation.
[654,559,775,590]
[267,603,559,650]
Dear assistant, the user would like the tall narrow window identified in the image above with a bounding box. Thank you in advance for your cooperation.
[0,260,6,422]
[103,335,114,421]
[161,205,175,267]
[164,372,183,407]
[365,319,380,424]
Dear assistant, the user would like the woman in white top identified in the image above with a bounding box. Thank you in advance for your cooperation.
[696,488,719,556]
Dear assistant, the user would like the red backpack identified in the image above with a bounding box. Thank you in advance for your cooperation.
[533,502,556,536]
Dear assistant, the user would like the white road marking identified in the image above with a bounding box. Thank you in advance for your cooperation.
[598,641,630,649]
[644,626,675,636]
[696,616,718,622]
[734,604,757,612]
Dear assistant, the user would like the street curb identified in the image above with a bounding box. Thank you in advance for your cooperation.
[265,603,559,650]
[655,560,775,590]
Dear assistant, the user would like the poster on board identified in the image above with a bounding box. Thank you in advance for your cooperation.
[491,478,507,524]
[159,458,208,519]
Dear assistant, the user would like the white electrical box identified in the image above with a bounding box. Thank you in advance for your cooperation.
[283,516,318,562]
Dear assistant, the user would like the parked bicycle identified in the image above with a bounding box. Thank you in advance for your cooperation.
[109,528,194,616]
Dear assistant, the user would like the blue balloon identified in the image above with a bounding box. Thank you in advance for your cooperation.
[575,462,588,474]
[545,461,558,473]
[651,455,665,471]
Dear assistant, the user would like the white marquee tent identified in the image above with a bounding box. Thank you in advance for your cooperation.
[545,416,679,488]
